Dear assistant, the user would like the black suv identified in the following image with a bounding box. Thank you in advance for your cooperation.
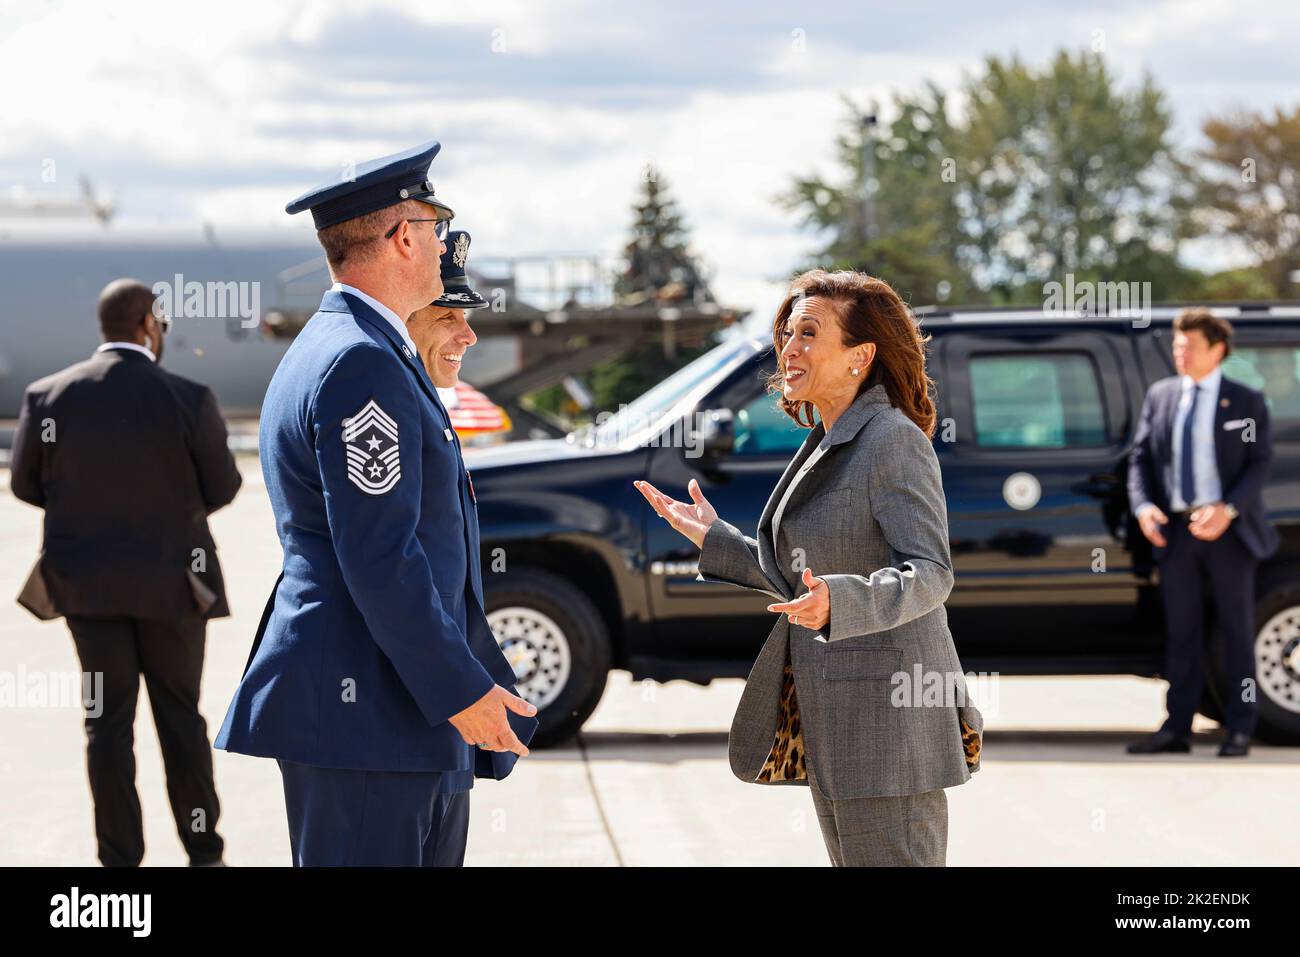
[466,303,1300,747]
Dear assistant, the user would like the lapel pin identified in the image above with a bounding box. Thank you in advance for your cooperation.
[402,345,413,358]
[1220,398,1229,407]
[444,428,454,441]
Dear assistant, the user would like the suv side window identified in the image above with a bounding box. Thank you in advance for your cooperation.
[732,390,806,455]
[970,352,1108,448]
[1222,346,1300,425]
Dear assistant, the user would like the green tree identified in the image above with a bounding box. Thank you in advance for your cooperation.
[957,51,1195,299]
[525,167,721,425]
[616,165,712,305]
[1197,106,1300,297]
[785,50,1198,304]
[1192,266,1279,302]
[782,88,977,305]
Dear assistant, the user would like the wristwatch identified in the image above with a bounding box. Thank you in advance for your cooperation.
[1222,502,1239,521]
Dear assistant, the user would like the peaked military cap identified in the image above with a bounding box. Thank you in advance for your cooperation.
[285,140,454,229]
[432,230,488,309]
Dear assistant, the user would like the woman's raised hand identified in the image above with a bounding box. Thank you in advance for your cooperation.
[634,478,718,549]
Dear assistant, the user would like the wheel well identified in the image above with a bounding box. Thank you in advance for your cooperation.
[481,540,628,666]
[1257,560,1300,597]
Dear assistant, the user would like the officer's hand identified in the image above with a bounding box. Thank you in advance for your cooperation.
[1138,505,1168,548]
[635,478,717,549]
[448,685,536,757]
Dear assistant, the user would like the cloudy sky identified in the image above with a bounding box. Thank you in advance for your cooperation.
[3,0,1299,321]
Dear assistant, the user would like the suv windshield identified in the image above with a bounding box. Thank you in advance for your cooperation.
[580,335,761,449]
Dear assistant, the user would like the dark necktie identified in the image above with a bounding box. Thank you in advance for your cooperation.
[1179,384,1200,507]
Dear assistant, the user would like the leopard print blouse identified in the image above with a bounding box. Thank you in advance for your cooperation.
[757,653,982,782]
[757,656,806,782]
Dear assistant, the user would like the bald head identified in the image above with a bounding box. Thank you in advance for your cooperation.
[98,278,157,343]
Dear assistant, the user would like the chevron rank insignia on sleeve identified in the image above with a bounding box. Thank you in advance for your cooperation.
[343,399,401,495]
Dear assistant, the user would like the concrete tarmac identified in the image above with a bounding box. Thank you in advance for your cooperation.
[2,459,1296,866]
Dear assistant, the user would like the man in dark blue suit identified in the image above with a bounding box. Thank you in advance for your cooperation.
[214,141,537,866]
[1127,308,1279,758]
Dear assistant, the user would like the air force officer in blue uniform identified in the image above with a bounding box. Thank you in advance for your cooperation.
[214,141,537,866]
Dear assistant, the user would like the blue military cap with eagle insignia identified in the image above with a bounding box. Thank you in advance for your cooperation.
[285,139,455,229]
[431,230,488,309]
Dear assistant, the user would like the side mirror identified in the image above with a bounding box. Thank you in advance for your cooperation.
[692,408,735,460]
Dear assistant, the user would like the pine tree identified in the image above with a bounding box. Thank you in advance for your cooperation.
[615,165,711,305]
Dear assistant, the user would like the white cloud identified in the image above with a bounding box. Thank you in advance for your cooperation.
[3,0,1299,322]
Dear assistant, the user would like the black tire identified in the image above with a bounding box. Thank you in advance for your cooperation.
[482,568,611,748]
[1208,580,1300,745]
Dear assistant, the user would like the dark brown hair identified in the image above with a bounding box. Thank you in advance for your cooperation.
[1173,307,1233,359]
[97,278,157,341]
[768,269,937,438]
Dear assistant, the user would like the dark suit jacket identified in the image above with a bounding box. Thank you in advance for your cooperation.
[1127,372,1279,561]
[9,347,242,621]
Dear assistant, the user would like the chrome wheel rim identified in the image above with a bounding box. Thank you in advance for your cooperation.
[1255,605,1300,714]
[487,606,572,710]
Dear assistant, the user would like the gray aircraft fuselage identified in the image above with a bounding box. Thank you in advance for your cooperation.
[0,225,325,418]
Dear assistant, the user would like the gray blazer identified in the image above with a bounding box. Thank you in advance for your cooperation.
[697,382,983,800]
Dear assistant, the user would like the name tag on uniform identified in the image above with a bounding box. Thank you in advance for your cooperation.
[444,428,454,441]
[1223,419,1248,430]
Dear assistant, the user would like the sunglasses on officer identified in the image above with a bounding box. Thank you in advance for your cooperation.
[384,217,450,241]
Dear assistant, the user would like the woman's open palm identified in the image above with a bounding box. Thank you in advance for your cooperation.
[634,478,717,549]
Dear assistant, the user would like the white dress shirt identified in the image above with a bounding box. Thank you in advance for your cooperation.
[331,282,419,360]
[96,341,156,361]
[1169,366,1223,511]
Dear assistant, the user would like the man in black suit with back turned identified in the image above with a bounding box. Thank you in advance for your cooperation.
[9,278,242,865]
[1127,307,1279,758]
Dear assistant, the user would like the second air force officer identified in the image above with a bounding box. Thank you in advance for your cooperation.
[214,141,537,866]
[403,230,494,815]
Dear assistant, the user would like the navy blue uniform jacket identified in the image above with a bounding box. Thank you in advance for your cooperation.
[215,289,536,775]
[1127,373,1280,561]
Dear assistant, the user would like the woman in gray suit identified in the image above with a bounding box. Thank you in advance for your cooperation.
[636,269,982,866]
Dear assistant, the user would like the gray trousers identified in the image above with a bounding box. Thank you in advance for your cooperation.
[809,776,948,866]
